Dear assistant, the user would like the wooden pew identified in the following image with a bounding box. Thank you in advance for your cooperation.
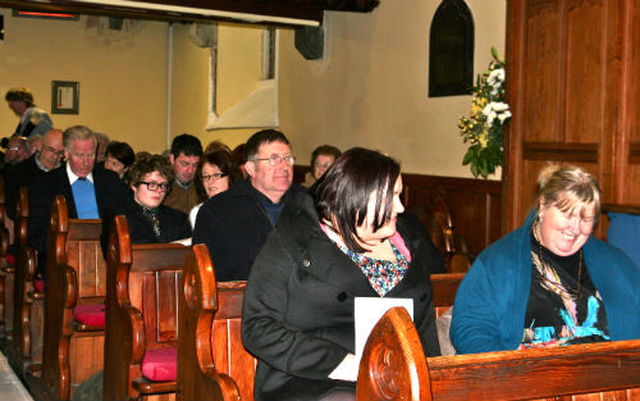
[0,176,15,348]
[26,195,106,401]
[10,187,44,376]
[356,307,640,401]
[176,249,463,401]
[431,273,464,318]
[104,215,190,401]
[177,244,252,401]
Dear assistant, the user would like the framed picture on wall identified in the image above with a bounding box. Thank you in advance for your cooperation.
[51,81,79,114]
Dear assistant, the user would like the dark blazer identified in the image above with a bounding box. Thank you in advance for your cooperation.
[242,192,445,401]
[28,163,131,256]
[193,179,305,282]
[5,155,46,220]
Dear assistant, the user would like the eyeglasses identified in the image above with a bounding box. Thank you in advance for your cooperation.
[137,181,171,192]
[43,146,65,157]
[202,173,228,182]
[251,154,296,166]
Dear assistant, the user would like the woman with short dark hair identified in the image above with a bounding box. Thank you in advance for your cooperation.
[242,147,445,401]
[105,141,135,181]
[189,149,241,228]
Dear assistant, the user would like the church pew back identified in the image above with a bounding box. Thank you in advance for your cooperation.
[356,307,640,401]
[10,187,43,376]
[104,215,189,401]
[38,195,105,401]
[177,244,252,401]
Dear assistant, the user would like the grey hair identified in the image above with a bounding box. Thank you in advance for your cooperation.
[63,125,97,152]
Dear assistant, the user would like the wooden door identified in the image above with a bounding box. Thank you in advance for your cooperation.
[503,0,640,234]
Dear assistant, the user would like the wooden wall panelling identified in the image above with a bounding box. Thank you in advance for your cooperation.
[401,174,501,259]
[295,166,502,258]
[505,0,638,235]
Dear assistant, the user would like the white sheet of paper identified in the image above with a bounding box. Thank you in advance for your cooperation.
[354,297,414,359]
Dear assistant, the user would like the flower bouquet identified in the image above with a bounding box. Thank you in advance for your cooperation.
[458,47,511,178]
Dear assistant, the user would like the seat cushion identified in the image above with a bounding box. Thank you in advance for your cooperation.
[34,278,44,293]
[6,254,15,266]
[73,304,106,327]
[141,348,177,382]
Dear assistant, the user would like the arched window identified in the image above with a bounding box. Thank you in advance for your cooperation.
[429,0,474,97]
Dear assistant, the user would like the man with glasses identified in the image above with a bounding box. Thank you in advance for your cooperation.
[28,125,130,276]
[194,129,305,281]
[5,129,65,219]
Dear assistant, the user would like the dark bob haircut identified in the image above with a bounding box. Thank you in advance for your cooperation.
[194,150,242,202]
[310,147,401,253]
[106,141,136,168]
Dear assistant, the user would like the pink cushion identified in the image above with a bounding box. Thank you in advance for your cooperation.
[141,348,177,382]
[6,254,15,266]
[34,279,44,293]
[73,304,106,327]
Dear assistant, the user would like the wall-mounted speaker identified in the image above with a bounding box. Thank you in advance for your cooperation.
[295,26,324,60]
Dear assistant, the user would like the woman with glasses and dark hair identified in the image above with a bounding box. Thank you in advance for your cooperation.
[242,147,445,401]
[189,149,242,228]
[104,155,191,246]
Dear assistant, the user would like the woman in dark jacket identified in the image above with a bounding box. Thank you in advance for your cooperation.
[242,148,445,401]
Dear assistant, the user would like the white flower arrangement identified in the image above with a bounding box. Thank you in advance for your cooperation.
[458,48,512,178]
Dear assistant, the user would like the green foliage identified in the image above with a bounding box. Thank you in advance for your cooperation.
[458,48,511,179]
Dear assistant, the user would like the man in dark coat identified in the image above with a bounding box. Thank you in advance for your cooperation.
[28,125,130,275]
[193,129,305,281]
[6,129,65,219]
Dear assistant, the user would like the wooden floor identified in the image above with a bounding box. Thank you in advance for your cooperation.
[0,351,34,401]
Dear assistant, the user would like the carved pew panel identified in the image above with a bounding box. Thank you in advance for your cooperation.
[356,307,640,401]
[178,243,252,401]
[10,187,43,376]
[38,195,105,401]
[104,215,189,401]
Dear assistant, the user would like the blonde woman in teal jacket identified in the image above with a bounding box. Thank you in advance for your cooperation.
[451,164,640,354]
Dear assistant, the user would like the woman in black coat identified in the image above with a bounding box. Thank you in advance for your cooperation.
[242,148,445,401]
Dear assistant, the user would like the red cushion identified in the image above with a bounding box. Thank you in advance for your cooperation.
[34,279,44,293]
[73,304,106,327]
[6,254,15,266]
[141,348,177,382]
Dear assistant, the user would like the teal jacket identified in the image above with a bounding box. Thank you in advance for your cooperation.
[451,213,640,354]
